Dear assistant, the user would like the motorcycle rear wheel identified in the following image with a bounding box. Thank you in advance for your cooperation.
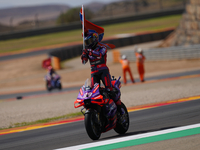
[85,109,101,140]
[114,102,129,134]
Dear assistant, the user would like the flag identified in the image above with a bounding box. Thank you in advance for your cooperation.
[80,7,115,49]
[80,7,104,42]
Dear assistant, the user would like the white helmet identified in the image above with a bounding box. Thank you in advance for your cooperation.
[137,48,143,54]
[122,55,127,60]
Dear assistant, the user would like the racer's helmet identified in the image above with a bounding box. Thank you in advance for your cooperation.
[137,48,143,54]
[122,55,127,60]
[47,66,53,73]
[47,66,52,71]
[84,32,98,49]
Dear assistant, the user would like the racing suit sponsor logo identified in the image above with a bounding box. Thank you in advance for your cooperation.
[90,60,101,65]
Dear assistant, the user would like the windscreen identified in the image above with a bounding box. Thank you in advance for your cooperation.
[84,78,91,89]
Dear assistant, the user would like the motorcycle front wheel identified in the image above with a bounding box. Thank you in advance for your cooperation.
[46,82,52,92]
[58,82,62,90]
[84,109,101,140]
[114,102,129,134]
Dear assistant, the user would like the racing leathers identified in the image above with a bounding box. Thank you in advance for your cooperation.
[46,66,57,86]
[81,45,122,110]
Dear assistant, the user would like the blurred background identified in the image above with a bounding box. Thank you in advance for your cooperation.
[0,0,187,34]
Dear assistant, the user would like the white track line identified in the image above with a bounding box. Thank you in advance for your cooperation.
[55,123,200,150]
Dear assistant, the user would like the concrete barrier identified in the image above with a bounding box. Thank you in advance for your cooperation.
[49,28,174,61]
[120,44,200,61]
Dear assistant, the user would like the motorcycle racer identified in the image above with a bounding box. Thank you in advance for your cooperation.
[81,32,123,114]
[47,66,57,77]
[46,66,57,85]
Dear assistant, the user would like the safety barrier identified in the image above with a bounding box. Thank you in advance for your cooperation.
[112,50,121,63]
[51,56,61,70]
[49,44,83,61]
[49,29,174,61]
[120,44,200,62]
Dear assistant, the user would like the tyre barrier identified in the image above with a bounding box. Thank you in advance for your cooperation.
[49,29,174,62]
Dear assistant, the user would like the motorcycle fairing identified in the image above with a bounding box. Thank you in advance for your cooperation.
[74,83,105,108]
[103,99,117,132]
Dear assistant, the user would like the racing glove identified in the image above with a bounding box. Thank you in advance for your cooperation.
[81,50,88,64]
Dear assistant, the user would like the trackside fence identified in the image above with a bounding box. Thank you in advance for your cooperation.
[120,44,200,62]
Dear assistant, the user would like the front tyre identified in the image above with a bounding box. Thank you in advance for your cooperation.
[85,110,101,140]
[114,102,129,134]
[58,82,62,90]
[46,82,52,92]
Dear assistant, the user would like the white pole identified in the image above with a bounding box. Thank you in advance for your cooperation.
[82,5,85,50]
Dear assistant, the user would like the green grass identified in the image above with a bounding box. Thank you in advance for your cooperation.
[0,112,83,130]
[0,14,181,54]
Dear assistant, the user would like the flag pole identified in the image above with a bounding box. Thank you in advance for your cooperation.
[82,5,85,50]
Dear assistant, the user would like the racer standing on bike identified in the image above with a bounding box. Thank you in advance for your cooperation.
[81,32,123,113]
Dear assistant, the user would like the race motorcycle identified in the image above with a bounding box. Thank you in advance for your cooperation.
[44,74,62,91]
[74,76,129,140]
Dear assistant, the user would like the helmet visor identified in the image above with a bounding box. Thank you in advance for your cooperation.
[84,36,93,46]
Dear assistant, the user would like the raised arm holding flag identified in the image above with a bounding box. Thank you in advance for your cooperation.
[80,5,123,115]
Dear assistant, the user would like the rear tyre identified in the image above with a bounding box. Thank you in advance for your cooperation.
[114,102,129,134]
[85,110,101,140]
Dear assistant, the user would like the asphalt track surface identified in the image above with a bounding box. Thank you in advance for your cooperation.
[1,69,200,100]
[0,98,199,150]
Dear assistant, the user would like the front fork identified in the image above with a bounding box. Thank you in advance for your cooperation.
[81,107,102,129]
[81,107,85,115]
